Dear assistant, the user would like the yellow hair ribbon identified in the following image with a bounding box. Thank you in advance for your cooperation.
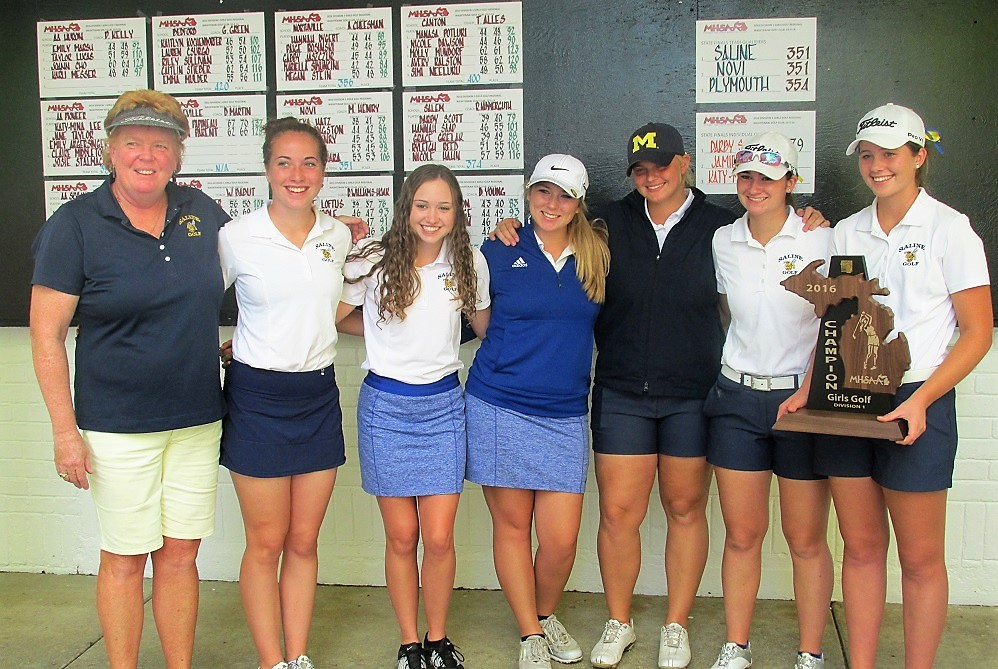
[925,129,944,154]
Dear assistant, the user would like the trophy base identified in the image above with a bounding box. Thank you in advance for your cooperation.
[773,408,907,440]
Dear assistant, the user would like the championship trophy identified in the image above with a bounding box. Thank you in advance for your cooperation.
[773,256,911,440]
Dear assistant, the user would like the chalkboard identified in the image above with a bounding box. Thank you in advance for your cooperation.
[2,0,995,325]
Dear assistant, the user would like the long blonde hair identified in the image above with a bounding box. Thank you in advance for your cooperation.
[567,203,609,304]
[348,164,478,322]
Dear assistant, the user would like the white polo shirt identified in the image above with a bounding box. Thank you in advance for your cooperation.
[534,229,574,271]
[220,205,352,372]
[832,189,990,370]
[646,188,694,248]
[713,209,833,377]
[341,238,491,384]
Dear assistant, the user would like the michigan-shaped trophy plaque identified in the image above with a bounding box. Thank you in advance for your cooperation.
[773,256,911,440]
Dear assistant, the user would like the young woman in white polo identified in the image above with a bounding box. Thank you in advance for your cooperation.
[780,104,992,669]
[705,133,833,669]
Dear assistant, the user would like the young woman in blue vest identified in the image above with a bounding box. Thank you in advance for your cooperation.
[493,123,827,669]
[705,133,833,669]
[780,104,992,669]
[466,154,609,669]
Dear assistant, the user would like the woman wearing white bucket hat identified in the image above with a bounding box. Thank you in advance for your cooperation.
[705,132,833,669]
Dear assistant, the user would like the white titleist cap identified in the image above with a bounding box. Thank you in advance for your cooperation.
[846,103,925,155]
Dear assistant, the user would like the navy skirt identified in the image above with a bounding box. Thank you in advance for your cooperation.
[221,360,346,478]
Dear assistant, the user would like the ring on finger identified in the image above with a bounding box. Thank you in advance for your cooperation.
[58,472,70,480]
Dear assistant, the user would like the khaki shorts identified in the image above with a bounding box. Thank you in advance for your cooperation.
[83,421,222,555]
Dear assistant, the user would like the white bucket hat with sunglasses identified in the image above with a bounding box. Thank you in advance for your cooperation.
[732,132,799,181]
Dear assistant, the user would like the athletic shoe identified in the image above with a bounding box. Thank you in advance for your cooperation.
[794,652,824,669]
[590,619,636,668]
[262,664,289,669]
[397,642,428,669]
[423,635,465,668]
[709,642,752,669]
[540,615,583,663]
[288,655,315,669]
[658,623,691,668]
[519,635,552,669]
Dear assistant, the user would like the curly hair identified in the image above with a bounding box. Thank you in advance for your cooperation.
[102,89,188,171]
[348,164,479,322]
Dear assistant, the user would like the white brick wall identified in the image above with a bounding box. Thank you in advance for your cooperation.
[2,326,996,604]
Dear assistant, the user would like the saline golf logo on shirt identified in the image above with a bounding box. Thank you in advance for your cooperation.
[315,242,337,262]
[438,271,458,293]
[898,243,924,267]
[178,214,201,237]
[779,253,803,275]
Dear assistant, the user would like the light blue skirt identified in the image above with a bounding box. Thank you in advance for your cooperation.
[357,373,466,497]
[466,393,589,493]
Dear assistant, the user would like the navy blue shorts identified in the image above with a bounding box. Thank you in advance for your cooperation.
[221,360,346,478]
[591,385,707,457]
[704,375,822,481]
[813,382,957,492]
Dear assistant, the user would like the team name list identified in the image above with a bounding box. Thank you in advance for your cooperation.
[404,89,523,171]
[696,18,816,103]
[154,12,266,93]
[278,92,394,172]
[402,2,522,87]
[37,18,147,97]
[276,9,393,90]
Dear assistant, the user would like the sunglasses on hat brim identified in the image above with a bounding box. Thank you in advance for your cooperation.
[734,150,789,168]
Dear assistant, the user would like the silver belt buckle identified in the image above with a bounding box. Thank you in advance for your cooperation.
[752,375,772,391]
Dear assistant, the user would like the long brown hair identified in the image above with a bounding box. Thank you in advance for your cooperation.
[348,164,478,322]
[262,116,328,165]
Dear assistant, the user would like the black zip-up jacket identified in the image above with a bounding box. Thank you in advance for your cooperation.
[593,187,736,399]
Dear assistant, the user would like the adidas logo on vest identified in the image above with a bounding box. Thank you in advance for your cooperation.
[511,257,528,268]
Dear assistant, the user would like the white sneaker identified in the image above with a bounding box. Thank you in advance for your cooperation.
[794,652,824,669]
[519,635,552,669]
[289,656,315,669]
[709,642,752,669]
[540,614,583,664]
[658,623,691,668]
[590,619,636,668]
[261,664,289,669]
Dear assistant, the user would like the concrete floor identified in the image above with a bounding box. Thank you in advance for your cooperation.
[1,573,992,668]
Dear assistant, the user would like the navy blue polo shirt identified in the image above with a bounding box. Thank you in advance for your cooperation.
[32,180,230,433]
